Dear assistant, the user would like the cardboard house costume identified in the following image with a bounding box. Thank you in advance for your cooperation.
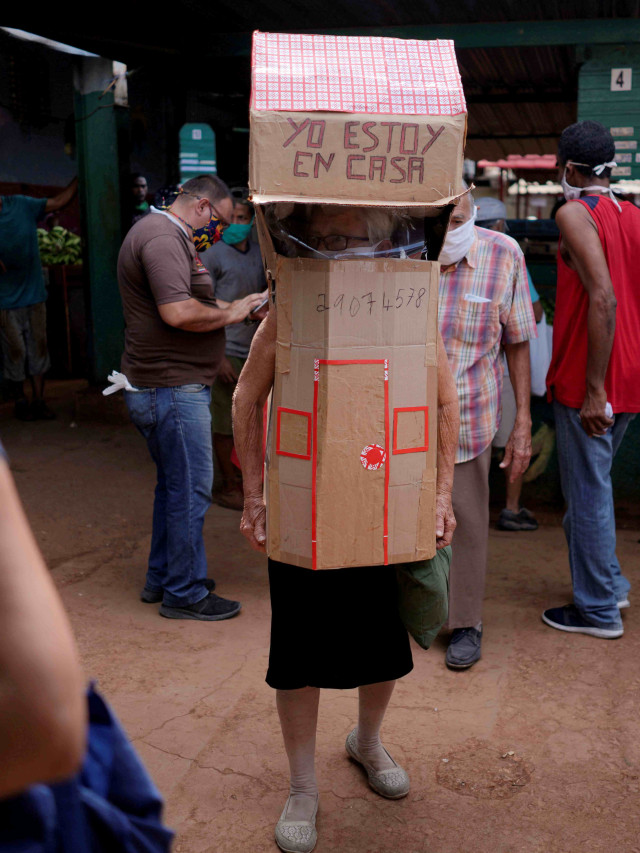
[249,31,467,571]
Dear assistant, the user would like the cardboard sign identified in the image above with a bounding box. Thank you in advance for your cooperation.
[250,31,467,207]
[251,110,466,206]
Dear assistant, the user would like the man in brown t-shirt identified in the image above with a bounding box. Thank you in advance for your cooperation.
[117,174,266,621]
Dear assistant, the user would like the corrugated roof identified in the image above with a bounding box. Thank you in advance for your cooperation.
[22,6,640,161]
[31,2,640,53]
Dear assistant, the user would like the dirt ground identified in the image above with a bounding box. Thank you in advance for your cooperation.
[2,381,640,853]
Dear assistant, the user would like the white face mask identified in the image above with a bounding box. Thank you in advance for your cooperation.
[560,169,582,202]
[561,163,621,212]
[319,242,382,259]
[439,206,477,266]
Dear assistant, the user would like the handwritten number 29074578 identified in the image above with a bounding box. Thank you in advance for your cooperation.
[316,287,427,316]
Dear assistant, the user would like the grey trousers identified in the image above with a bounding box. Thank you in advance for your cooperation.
[446,445,492,629]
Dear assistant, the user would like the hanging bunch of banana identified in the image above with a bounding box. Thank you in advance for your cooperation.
[37,226,82,266]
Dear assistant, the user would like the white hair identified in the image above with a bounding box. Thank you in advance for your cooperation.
[360,207,397,243]
[460,180,475,209]
[304,204,398,243]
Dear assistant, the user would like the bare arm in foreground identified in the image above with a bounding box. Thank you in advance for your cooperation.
[0,458,86,799]
[435,330,460,549]
[233,307,277,552]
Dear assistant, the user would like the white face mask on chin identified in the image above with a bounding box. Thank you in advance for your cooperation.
[561,163,621,212]
[439,206,477,266]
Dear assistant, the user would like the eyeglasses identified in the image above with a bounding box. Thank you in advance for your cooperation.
[307,234,370,251]
[181,191,230,227]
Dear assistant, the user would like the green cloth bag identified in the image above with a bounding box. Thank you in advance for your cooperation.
[396,545,451,650]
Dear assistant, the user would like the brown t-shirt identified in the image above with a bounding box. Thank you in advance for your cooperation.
[117,209,225,387]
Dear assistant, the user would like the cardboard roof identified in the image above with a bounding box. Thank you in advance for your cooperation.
[251,31,467,116]
[249,32,467,208]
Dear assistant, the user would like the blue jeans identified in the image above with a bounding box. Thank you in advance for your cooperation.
[125,384,213,607]
[554,400,636,629]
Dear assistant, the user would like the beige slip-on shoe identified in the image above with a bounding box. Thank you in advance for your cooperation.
[275,794,318,853]
[345,728,410,799]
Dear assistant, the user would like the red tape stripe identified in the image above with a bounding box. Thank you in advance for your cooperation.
[384,362,389,565]
[312,371,319,571]
[318,359,386,365]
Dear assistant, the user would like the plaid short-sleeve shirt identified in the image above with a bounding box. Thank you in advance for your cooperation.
[438,227,537,463]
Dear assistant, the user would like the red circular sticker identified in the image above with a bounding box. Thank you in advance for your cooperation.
[360,444,386,470]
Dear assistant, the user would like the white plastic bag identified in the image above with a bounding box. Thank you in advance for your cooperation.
[529,312,553,397]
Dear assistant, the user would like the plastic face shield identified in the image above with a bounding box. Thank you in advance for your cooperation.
[263,203,454,262]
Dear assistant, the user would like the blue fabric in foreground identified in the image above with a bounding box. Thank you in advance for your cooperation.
[0,685,174,852]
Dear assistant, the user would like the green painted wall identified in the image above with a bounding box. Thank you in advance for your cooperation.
[579,44,640,180]
[179,123,217,184]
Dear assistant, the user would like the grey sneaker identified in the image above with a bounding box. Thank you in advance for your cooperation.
[496,507,538,531]
[159,592,241,621]
[445,626,483,670]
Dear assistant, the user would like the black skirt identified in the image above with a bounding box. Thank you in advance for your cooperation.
[266,558,414,690]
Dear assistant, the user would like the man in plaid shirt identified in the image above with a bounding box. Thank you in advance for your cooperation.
[438,189,537,669]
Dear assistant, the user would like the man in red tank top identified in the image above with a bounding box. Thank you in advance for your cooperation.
[543,120,640,640]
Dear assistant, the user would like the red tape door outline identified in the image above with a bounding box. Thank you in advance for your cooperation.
[312,358,389,570]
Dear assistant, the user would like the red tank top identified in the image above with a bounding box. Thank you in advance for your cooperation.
[546,195,640,412]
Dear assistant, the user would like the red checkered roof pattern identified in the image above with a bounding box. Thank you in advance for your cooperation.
[251,31,466,116]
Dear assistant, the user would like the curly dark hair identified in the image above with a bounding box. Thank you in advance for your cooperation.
[557,121,616,178]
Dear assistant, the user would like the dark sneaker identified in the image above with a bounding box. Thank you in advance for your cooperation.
[496,507,538,531]
[159,591,241,621]
[30,400,56,420]
[542,604,623,639]
[14,398,34,421]
[140,577,216,604]
[445,626,482,670]
[213,488,244,511]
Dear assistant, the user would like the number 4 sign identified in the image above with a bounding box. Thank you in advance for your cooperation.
[611,68,632,91]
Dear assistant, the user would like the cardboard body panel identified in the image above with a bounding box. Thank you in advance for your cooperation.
[265,257,438,570]
[250,110,467,207]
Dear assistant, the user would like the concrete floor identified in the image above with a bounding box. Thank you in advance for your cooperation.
[2,382,640,853]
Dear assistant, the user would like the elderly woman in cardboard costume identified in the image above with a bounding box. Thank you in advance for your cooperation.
[234,203,460,853]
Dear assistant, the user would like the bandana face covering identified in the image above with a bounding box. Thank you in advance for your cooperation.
[192,211,224,252]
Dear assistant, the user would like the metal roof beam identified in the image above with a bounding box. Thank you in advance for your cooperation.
[465,91,577,104]
[466,132,561,140]
[210,19,640,57]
